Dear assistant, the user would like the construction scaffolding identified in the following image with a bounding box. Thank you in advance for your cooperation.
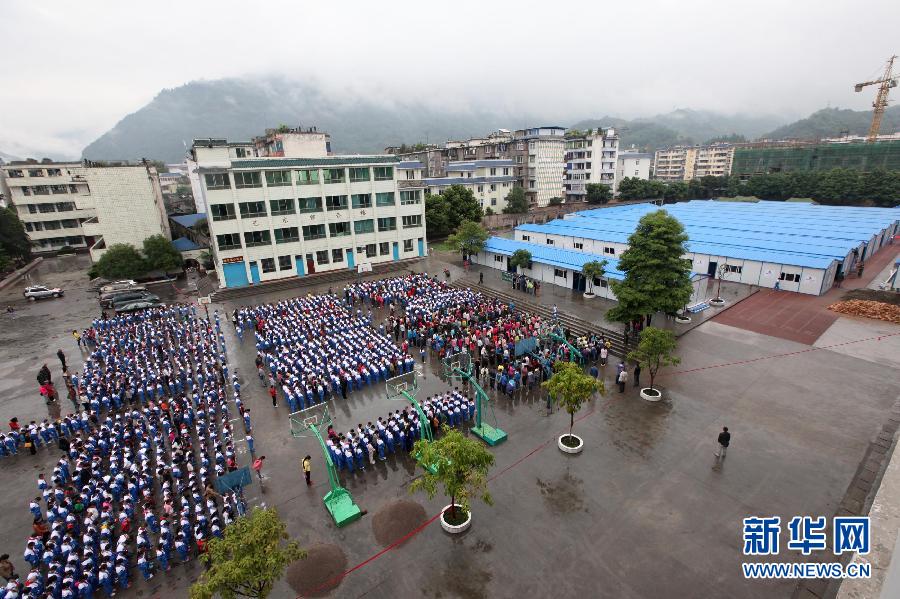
[732,141,900,177]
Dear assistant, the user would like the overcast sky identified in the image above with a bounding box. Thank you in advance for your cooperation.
[1,0,897,159]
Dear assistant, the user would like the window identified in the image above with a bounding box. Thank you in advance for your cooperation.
[529,181,535,189]
[24,222,33,232]
[490,168,497,176]
[43,221,62,230]
[302,224,326,241]
[27,204,37,214]
[297,197,322,213]
[554,269,567,278]
[269,198,295,215]
[503,168,509,175]
[31,222,43,231]
[316,250,330,265]
[274,227,299,244]
[33,186,50,195]
[325,195,348,211]
[323,168,345,184]
[477,185,484,193]
[354,219,374,234]
[517,142,524,150]
[546,239,554,245]
[7,170,23,177]
[278,255,292,270]
[516,155,524,164]
[28,169,44,177]
[234,171,262,188]
[379,242,390,256]
[38,204,56,213]
[403,239,413,252]
[349,167,370,182]
[211,203,236,221]
[402,215,422,229]
[235,148,248,158]
[239,201,267,219]
[603,247,615,255]
[365,244,377,258]
[599,279,608,288]
[376,192,395,207]
[329,222,351,237]
[351,194,371,209]
[400,190,421,205]
[574,242,583,250]
[494,255,504,263]
[378,217,396,231]
[69,185,78,193]
[22,187,32,196]
[265,171,291,187]
[216,233,241,250]
[373,166,393,181]
[726,264,743,274]
[779,272,800,283]
[331,248,344,263]
[243,231,271,247]
[490,184,496,192]
[297,169,319,185]
[55,201,75,212]
[60,219,78,229]
[261,258,276,273]
[50,185,68,194]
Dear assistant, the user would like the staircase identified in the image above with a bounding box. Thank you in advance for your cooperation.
[210,258,423,302]
[451,281,629,360]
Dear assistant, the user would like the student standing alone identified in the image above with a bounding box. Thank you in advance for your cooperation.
[715,427,731,459]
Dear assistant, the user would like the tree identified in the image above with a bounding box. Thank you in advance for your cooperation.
[541,361,602,441]
[424,193,451,238]
[585,183,612,205]
[627,327,679,393]
[94,244,148,279]
[409,426,494,523]
[442,185,482,230]
[581,260,607,295]
[502,187,529,214]
[0,249,12,273]
[447,221,489,257]
[548,197,563,206]
[0,207,32,264]
[607,210,693,324]
[142,234,183,272]
[190,507,305,599]
[508,249,532,271]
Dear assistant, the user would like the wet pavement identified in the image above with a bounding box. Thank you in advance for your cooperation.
[0,255,898,598]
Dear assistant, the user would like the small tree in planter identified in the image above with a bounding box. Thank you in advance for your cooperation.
[580,260,608,298]
[542,361,603,452]
[508,249,532,273]
[627,326,679,401]
[409,426,494,532]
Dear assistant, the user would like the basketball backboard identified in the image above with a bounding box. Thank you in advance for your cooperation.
[289,403,334,438]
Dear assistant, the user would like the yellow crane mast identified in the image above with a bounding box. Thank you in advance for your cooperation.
[854,55,898,143]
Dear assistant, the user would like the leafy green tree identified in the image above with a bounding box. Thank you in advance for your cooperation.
[443,185,482,230]
[502,187,529,214]
[94,244,148,279]
[447,221,489,257]
[542,361,603,441]
[581,259,607,295]
[627,327,679,393]
[616,177,646,200]
[548,197,563,206]
[190,507,305,599]
[607,210,693,324]
[508,249,532,271]
[142,234,183,272]
[409,426,494,523]
[0,207,32,263]
[664,181,689,202]
[0,249,12,272]
[585,183,612,205]
[424,193,451,238]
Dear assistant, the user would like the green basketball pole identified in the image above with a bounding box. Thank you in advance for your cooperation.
[443,354,508,446]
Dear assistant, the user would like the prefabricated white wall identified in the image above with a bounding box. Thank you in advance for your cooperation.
[471,250,618,299]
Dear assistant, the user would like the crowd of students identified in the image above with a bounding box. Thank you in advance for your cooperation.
[2,307,246,598]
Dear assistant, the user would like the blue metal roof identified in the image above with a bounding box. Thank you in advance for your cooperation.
[170,213,207,228]
[424,176,517,187]
[446,159,516,171]
[171,237,202,251]
[482,237,626,279]
[397,161,424,169]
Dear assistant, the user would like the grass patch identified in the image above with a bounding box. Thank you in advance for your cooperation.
[429,241,453,252]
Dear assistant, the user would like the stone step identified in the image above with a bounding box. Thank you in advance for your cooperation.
[210,258,423,302]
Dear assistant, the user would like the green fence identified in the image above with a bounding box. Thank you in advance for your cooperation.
[732,141,900,176]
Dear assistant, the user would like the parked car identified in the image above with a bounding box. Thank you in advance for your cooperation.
[109,292,159,308]
[115,300,163,313]
[23,285,64,300]
[99,280,140,295]
[99,287,148,306]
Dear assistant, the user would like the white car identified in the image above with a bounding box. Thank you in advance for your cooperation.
[23,285,64,300]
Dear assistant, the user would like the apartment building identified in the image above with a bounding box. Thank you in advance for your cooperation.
[1,161,170,259]
[195,137,427,288]
[253,126,332,158]
[422,159,516,212]
[563,128,619,202]
[653,144,735,181]
[616,151,652,185]
[512,126,566,206]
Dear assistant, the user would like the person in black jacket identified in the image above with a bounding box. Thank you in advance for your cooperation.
[715,426,731,459]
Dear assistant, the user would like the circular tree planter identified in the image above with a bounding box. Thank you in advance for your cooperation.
[583,292,595,299]
[675,315,692,323]
[557,433,584,454]
[640,388,663,402]
[440,504,471,534]
[709,298,726,307]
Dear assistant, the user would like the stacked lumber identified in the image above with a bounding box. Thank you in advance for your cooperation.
[828,300,900,324]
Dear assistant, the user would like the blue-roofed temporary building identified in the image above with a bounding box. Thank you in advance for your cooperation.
[170,213,207,228]
[513,201,900,295]
[171,237,202,252]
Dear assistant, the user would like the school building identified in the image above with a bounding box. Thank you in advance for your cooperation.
[473,201,899,296]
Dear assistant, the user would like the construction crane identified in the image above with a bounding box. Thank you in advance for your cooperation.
[854,55,898,143]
